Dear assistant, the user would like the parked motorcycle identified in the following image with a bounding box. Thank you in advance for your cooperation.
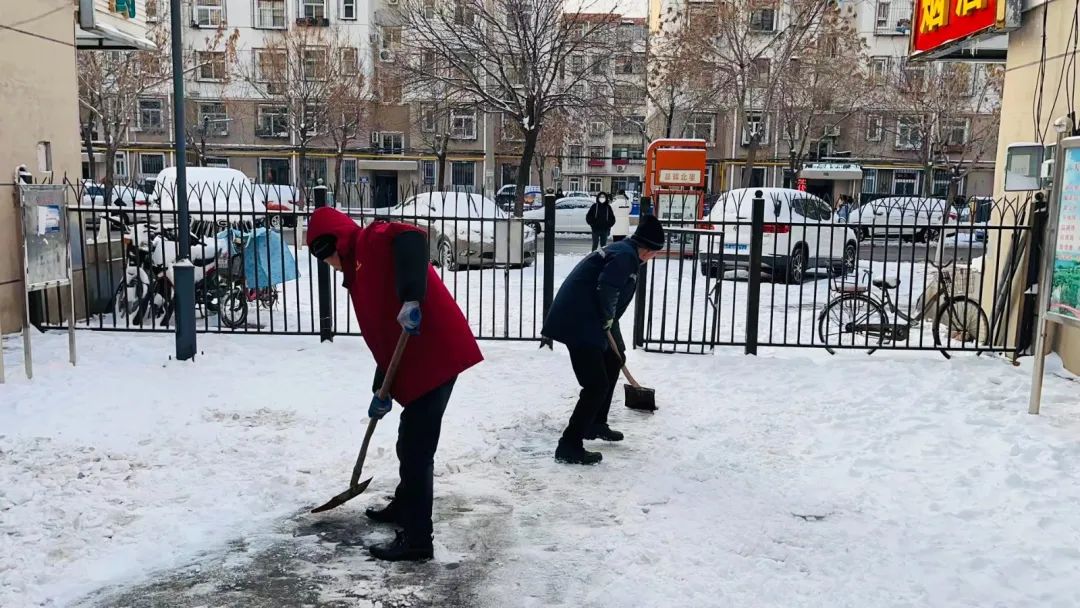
[107,213,248,329]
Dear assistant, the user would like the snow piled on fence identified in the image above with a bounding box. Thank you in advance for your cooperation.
[3,330,1080,606]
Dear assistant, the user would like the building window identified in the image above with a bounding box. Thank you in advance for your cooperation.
[137,98,164,131]
[588,177,603,192]
[901,62,927,92]
[196,102,229,136]
[567,144,583,169]
[614,116,643,136]
[341,158,358,184]
[194,0,225,27]
[749,167,766,187]
[114,152,128,178]
[139,153,166,177]
[257,105,289,138]
[259,157,291,184]
[451,161,475,187]
[685,113,715,141]
[450,109,477,139]
[589,146,605,160]
[196,51,227,81]
[614,85,645,105]
[204,157,230,168]
[301,0,327,20]
[870,57,889,83]
[895,116,922,150]
[255,0,286,28]
[300,157,328,187]
[569,54,584,74]
[453,0,475,26]
[342,0,357,20]
[422,160,436,185]
[421,106,438,133]
[861,168,877,194]
[256,49,286,87]
[146,0,160,22]
[944,118,970,146]
[303,47,327,81]
[875,1,890,28]
[612,144,644,160]
[894,170,919,195]
[341,47,359,75]
[380,132,405,154]
[749,7,776,32]
[591,56,608,76]
[567,176,581,191]
[866,114,883,142]
[743,113,768,145]
[932,170,951,196]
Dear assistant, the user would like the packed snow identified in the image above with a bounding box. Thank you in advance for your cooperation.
[3,312,1080,606]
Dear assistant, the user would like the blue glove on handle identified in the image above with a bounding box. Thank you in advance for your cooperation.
[397,301,422,335]
[369,394,392,419]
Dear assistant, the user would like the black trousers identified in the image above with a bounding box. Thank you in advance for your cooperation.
[561,345,623,446]
[393,376,456,540]
[591,231,610,250]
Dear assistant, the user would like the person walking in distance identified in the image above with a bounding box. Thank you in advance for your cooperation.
[586,192,616,250]
[611,190,631,242]
[306,207,484,561]
[541,215,666,464]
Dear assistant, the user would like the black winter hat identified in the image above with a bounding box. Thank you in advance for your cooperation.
[310,234,337,260]
[630,214,665,251]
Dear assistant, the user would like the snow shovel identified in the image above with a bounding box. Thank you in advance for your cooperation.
[311,330,410,514]
[607,330,656,412]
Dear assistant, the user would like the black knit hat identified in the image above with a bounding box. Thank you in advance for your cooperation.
[310,234,337,260]
[630,214,665,251]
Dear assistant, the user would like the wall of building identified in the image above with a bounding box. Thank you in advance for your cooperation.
[0,3,82,335]
[990,0,1080,373]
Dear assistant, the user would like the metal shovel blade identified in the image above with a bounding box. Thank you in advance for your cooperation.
[310,477,374,513]
[624,383,657,411]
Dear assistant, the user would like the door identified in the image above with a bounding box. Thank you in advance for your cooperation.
[373,171,398,209]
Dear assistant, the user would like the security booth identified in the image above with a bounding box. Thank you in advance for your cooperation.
[642,139,709,256]
[799,163,863,206]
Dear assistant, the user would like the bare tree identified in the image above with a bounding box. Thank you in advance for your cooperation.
[773,3,869,184]
[324,49,369,197]
[395,0,620,214]
[645,6,724,140]
[697,0,836,186]
[874,62,1003,197]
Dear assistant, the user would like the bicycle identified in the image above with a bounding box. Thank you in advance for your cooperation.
[815,259,990,357]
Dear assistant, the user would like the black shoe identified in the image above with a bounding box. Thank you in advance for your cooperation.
[584,424,624,442]
[555,441,603,465]
[369,530,434,562]
[365,501,400,525]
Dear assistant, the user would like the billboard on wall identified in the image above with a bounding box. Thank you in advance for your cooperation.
[1049,146,1080,327]
[909,0,1021,60]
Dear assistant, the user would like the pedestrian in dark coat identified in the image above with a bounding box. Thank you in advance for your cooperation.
[586,192,617,250]
[306,207,484,562]
[542,214,665,464]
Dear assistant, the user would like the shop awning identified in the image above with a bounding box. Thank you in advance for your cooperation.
[76,19,156,51]
[800,163,862,180]
[357,159,419,172]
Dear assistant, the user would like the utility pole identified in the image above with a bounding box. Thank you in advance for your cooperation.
[170,0,196,360]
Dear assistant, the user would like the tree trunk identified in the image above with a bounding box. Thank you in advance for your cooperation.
[514,125,540,217]
[436,135,449,190]
[82,123,97,182]
[298,145,308,205]
[334,150,344,206]
[742,137,761,188]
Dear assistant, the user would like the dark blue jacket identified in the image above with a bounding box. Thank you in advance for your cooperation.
[542,239,640,350]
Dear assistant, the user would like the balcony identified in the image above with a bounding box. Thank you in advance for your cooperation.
[874,1,913,36]
[612,158,630,166]
[587,159,607,169]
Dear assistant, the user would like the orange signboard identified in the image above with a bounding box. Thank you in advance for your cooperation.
[909,0,1019,59]
[644,139,708,196]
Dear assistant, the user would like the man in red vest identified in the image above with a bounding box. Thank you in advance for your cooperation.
[307,207,483,562]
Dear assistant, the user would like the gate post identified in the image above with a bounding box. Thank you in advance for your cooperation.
[633,200,650,349]
[745,191,765,355]
[542,189,557,324]
[314,184,334,342]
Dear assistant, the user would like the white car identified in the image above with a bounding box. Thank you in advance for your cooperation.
[152,167,297,232]
[373,191,537,270]
[521,196,593,233]
[697,187,859,283]
[847,196,948,242]
[78,181,152,227]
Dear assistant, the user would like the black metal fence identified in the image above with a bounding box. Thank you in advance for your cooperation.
[635,190,1040,357]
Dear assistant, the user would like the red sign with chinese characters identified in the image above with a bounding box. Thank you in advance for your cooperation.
[911,0,998,55]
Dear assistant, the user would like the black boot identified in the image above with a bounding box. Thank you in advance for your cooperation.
[369,530,434,562]
[364,500,401,525]
[584,424,624,442]
[555,440,603,465]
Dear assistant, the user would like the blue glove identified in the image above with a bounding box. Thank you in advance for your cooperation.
[368,393,392,419]
[397,300,421,335]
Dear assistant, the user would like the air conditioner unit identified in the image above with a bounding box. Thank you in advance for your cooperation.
[379,49,394,62]
[371,131,381,144]
[823,125,841,137]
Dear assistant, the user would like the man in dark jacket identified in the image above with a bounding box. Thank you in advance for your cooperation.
[542,215,665,464]
[586,192,617,250]
[307,207,484,561]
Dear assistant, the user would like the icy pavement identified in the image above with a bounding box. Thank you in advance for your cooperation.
[3,331,1080,607]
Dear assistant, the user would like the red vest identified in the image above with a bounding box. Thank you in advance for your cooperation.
[307,208,483,405]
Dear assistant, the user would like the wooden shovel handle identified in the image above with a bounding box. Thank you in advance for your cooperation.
[348,329,409,488]
[606,330,640,388]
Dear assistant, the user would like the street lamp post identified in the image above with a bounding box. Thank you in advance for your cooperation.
[170,0,196,360]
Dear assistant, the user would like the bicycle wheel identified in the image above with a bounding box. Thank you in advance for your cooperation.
[817,293,888,355]
[932,296,990,354]
[218,285,249,329]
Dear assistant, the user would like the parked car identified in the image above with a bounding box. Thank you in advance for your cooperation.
[562,190,592,199]
[698,188,858,283]
[152,167,298,233]
[521,196,593,233]
[372,191,537,270]
[847,196,948,242]
[78,181,153,228]
[495,184,543,211]
[943,196,991,243]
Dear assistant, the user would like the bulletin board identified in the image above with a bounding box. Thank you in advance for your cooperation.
[20,184,72,291]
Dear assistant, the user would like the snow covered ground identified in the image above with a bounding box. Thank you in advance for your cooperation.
[3,324,1080,607]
